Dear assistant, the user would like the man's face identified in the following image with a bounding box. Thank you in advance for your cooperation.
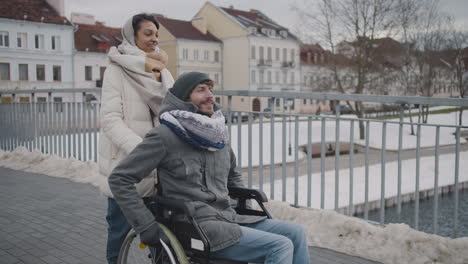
[188,83,214,116]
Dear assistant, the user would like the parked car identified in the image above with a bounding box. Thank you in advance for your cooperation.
[333,105,353,115]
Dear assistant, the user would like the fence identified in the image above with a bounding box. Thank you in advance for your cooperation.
[0,88,467,238]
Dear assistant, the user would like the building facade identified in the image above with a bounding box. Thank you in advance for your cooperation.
[0,0,74,102]
[156,15,223,100]
[193,3,302,112]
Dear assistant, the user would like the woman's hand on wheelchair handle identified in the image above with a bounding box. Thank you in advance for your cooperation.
[140,222,170,247]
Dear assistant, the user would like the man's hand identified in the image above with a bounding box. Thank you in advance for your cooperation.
[145,48,168,82]
[139,222,170,247]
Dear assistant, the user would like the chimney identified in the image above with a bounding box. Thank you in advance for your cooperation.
[45,0,65,17]
[229,5,234,9]
[250,9,258,14]
[192,16,207,35]
[71,12,96,25]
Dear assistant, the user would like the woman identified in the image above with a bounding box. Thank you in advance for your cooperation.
[98,13,174,264]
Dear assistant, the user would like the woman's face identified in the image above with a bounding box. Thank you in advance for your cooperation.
[135,20,159,53]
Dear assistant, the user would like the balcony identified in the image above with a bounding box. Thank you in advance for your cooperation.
[257,59,272,68]
[281,61,295,68]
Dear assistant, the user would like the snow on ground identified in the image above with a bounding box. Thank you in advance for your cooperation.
[229,110,467,167]
[258,151,468,209]
[1,147,468,263]
[265,200,468,264]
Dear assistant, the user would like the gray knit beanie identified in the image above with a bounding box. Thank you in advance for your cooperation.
[170,72,212,101]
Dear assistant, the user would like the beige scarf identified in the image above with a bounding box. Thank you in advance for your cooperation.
[107,17,174,115]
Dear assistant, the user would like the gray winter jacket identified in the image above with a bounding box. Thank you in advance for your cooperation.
[108,91,266,251]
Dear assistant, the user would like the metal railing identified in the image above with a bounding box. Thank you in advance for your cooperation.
[0,88,467,238]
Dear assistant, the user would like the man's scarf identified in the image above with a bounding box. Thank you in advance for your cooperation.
[160,110,228,151]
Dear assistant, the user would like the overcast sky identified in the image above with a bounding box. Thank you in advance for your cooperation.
[65,0,468,40]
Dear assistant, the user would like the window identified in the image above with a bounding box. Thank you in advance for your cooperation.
[215,97,221,104]
[267,47,272,61]
[37,97,46,112]
[100,66,106,80]
[259,46,264,60]
[214,51,219,62]
[51,36,60,50]
[85,66,92,81]
[251,46,256,59]
[53,65,61,81]
[276,98,280,107]
[1,97,12,103]
[267,71,271,84]
[54,97,63,112]
[251,70,256,83]
[204,50,209,61]
[19,64,28,80]
[275,71,279,83]
[17,33,27,48]
[193,49,199,60]
[283,72,287,84]
[291,49,295,62]
[36,64,45,81]
[282,48,287,62]
[182,48,188,59]
[0,32,9,47]
[259,71,264,84]
[275,48,280,61]
[34,34,44,49]
[214,73,219,84]
[290,72,295,84]
[303,99,307,105]
[0,63,10,80]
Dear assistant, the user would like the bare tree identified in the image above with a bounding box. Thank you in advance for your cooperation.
[444,27,468,126]
[293,0,401,139]
[395,0,451,123]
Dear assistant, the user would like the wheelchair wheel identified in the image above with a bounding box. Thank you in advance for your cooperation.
[117,229,179,264]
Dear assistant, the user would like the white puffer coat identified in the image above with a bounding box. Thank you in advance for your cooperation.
[98,62,174,198]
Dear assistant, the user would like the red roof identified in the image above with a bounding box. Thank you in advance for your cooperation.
[74,23,122,53]
[0,0,71,25]
[156,16,219,42]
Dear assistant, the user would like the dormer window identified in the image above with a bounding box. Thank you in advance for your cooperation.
[261,28,268,35]
[249,27,257,34]
[279,30,288,38]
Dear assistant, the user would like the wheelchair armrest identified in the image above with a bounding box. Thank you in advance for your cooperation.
[228,186,268,203]
[143,195,196,217]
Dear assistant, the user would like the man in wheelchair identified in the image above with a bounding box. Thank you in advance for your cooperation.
[109,72,310,264]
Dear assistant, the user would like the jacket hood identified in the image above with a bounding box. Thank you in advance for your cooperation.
[121,17,136,46]
[159,90,222,117]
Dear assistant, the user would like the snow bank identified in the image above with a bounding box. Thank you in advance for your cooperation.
[264,200,468,264]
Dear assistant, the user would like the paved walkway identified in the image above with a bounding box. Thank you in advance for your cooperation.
[0,167,382,264]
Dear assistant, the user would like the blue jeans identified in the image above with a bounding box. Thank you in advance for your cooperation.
[211,219,310,264]
[106,198,131,264]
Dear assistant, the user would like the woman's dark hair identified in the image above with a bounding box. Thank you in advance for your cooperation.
[132,13,159,35]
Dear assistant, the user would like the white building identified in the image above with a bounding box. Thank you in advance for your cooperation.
[156,15,223,100]
[193,3,302,112]
[72,13,121,101]
[0,0,74,103]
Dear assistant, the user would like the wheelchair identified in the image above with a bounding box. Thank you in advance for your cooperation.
[117,186,272,264]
